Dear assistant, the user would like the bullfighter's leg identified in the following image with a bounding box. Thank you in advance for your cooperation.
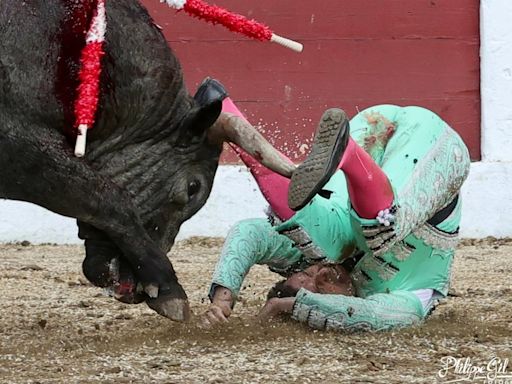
[289,105,470,255]
[0,113,188,320]
[222,98,295,221]
[349,106,470,256]
[288,108,394,215]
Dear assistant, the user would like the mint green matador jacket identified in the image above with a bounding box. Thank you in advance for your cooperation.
[210,105,470,329]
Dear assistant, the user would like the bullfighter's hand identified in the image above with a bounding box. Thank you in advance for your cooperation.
[202,304,231,327]
[257,297,295,323]
[201,286,233,327]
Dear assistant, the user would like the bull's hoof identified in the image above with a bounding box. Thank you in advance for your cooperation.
[146,295,191,322]
[114,292,146,305]
[112,281,146,304]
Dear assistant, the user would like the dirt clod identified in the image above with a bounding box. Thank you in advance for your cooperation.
[20,264,43,271]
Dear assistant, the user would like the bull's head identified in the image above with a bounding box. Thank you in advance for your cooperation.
[78,78,295,317]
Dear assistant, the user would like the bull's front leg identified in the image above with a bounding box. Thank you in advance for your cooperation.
[0,116,189,321]
[78,222,147,305]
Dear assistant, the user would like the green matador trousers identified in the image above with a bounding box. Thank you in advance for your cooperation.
[210,105,470,332]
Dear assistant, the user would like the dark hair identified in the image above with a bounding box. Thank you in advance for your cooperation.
[266,280,300,300]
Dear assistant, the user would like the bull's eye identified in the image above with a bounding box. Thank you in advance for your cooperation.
[188,180,201,197]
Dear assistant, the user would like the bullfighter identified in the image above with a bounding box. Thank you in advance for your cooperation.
[203,94,470,332]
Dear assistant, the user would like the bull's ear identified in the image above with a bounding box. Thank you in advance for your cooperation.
[176,99,222,146]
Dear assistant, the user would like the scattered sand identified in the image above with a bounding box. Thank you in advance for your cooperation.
[0,238,511,383]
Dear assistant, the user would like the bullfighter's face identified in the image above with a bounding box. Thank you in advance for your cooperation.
[282,264,354,296]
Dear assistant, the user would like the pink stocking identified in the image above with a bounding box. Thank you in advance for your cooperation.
[223,98,295,221]
[338,138,394,219]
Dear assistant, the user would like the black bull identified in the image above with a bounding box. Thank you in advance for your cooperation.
[0,0,232,321]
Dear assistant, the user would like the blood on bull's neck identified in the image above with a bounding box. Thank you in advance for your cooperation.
[55,0,98,141]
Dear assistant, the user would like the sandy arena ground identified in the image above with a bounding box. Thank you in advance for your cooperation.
[0,237,511,384]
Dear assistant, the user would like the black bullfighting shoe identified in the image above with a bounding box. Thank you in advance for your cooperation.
[288,108,350,211]
[194,77,228,106]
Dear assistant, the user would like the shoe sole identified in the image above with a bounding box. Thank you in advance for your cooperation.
[288,108,349,211]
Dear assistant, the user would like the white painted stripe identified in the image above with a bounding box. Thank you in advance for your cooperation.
[0,161,511,243]
[1,2,512,243]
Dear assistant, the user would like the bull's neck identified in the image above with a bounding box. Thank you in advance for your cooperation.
[78,0,193,158]
[53,0,192,153]
[85,87,192,163]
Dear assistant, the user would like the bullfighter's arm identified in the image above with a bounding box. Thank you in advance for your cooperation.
[209,218,303,302]
[289,289,426,332]
[255,288,427,332]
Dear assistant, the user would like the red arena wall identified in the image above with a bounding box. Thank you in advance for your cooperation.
[142,0,481,162]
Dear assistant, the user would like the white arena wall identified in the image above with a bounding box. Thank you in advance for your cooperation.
[0,0,511,243]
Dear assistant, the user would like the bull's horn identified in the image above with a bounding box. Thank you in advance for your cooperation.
[209,113,296,178]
